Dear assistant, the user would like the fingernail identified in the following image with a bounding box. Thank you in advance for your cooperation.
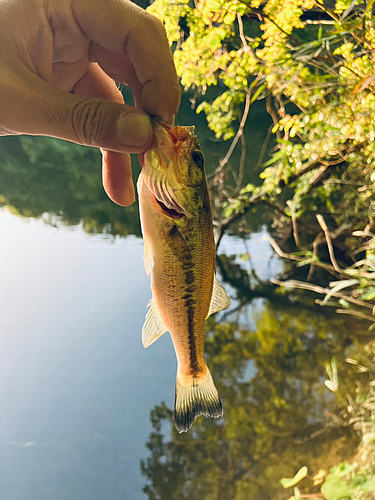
[117,113,152,148]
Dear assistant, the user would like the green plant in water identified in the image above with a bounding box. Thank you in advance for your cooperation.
[280,350,375,499]
[281,462,375,499]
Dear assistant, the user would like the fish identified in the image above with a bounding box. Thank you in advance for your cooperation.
[137,118,231,433]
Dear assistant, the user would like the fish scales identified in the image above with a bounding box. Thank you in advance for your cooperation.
[137,119,231,432]
[155,221,210,376]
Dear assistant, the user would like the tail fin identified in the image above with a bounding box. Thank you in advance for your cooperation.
[174,368,223,433]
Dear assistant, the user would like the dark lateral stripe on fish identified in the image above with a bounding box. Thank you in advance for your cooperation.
[185,294,199,375]
[183,274,199,375]
[184,269,194,286]
[181,255,200,375]
[169,224,200,376]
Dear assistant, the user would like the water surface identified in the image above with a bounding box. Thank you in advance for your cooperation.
[0,96,362,500]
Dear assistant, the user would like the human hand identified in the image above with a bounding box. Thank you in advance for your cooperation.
[0,0,180,206]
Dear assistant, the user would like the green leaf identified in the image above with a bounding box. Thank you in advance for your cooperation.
[340,0,359,20]
[296,258,316,268]
[280,467,308,489]
[338,299,350,308]
[294,486,301,498]
[322,279,359,304]
[321,474,351,500]
[357,477,375,491]
[365,0,375,14]
[335,462,357,478]
[250,84,267,104]
[223,12,236,25]
[360,287,375,301]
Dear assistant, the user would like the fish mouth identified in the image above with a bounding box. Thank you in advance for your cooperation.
[156,120,195,145]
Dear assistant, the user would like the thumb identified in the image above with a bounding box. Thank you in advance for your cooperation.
[1,69,153,153]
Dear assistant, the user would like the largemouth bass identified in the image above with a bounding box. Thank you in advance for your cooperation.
[137,119,231,432]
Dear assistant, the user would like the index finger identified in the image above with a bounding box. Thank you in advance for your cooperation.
[71,0,180,122]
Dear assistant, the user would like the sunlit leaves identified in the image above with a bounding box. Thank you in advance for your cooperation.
[147,0,191,43]
[150,0,375,322]
[335,0,360,15]
[197,90,245,139]
[195,0,247,25]
[174,24,231,91]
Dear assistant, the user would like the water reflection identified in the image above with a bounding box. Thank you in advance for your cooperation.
[0,135,141,237]
[141,293,363,500]
[0,93,272,239]
[0,95,369,499]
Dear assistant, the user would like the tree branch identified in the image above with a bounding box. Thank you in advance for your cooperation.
[316,214,341,273]
[208,87,253,180]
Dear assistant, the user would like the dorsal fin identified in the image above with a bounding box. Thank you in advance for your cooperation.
[142,298,168,348]
[206,275,231,318]
[143,235,154,276]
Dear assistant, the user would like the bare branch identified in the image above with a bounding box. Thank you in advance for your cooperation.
[237,13,264,63]
[264,235,338,275]
[214,194,284,247]
[335,309,375,322]
[266,93,281,140]
[307,232,324,282]
[271,279,374,310]
[293,216,301,250]
[235,132,246,194]
[255,123,273,170]
[304,20,335,25]
[208,88,252,180]
[316,214,341,273]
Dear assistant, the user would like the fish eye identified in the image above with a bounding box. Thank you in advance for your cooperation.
[191,150,204,169]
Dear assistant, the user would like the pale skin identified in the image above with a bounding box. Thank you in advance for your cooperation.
[0,0,181,206]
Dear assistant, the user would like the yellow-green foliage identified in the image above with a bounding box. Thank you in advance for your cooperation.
[150,0,375,251]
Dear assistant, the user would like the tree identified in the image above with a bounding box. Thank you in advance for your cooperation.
[148,0,375,325]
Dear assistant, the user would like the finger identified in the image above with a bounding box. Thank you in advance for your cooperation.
[73,63,136,206]
[73,62,124,102]
[0,64,153,155]
[72,0,181,122]
[90,44,143,108]
[102,150,135,206]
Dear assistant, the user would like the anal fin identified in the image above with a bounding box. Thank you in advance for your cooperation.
[142,298,167,348]
[206,274,231,318]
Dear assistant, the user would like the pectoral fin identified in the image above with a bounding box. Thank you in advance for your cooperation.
[143,235,154,276]
[206,275,231,318]
[142,298,167,348]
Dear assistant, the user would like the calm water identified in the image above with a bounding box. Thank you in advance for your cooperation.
[0,96,362,499]
[0,212,277,500]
